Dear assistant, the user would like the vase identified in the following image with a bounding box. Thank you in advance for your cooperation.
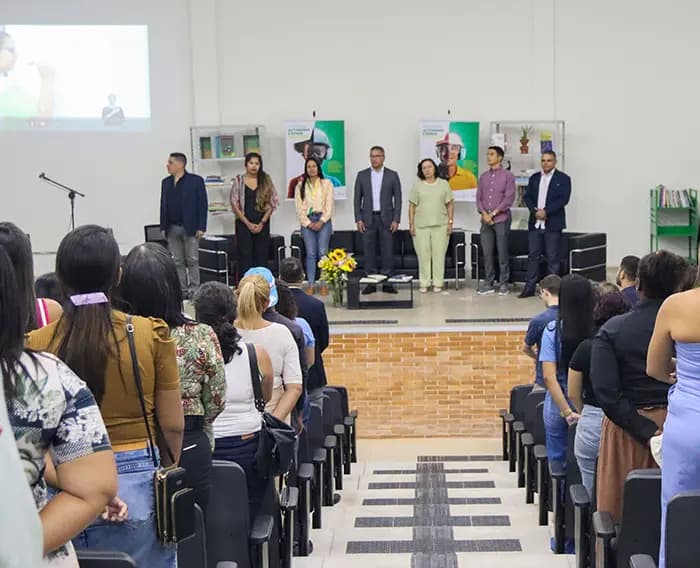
[519,139,529,154]
[330,284,344,307]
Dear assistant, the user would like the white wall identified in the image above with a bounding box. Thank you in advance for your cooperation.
[194,0,700,264]
[2,0,193,274]
[8,0,700,272]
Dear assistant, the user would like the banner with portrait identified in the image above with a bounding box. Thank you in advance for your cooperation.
[418,121,479,201]
[285,120,346,200]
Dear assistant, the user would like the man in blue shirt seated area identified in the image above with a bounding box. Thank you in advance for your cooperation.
[616,255,640,308]
[159,152,207,299]
[522,274,561,387]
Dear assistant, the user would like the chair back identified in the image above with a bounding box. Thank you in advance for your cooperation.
[177,504,207,568]
[617,469,662,566]
[308,402,325,451]
[664,490,700,568]
[533,402,546,445]
[76,550,136,567]
[207,460,252,568]
[510,384,534,422]
[523,390,545,434]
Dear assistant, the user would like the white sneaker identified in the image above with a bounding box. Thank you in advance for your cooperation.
[419,287,428,293]
[434,287,443,293]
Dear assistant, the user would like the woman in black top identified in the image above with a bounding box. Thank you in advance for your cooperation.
[230,153,279,276]
[568,289,628,496]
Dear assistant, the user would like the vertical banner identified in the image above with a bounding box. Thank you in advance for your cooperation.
[419,121,479,201]
[285,120,346,200]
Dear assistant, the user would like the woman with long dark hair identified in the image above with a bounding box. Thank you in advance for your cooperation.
[115,242,226,517]
[568,289,629,495]
[538,274,595,466]
[193,281,274,519]
[294,157,334,290]
[0,222,63,329]
[0,245,117,566]
[230,152,280,275]
[27,225,184,567]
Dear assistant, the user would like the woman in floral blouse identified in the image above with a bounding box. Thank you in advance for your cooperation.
[116,242,226,516]
[0,245,117,566]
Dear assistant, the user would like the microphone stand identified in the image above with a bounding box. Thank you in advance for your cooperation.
[39,173,86,230]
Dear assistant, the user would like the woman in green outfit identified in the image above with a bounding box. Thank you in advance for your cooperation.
[408,158,455,293]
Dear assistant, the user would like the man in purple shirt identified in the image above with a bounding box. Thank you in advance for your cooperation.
[476,146,516,295]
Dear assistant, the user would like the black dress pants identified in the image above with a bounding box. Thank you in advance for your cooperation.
[180,416,212,518]
[236,220,271,277]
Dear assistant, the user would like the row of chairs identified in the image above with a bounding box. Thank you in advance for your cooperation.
[74,385,358,567]
[500,384,700,568]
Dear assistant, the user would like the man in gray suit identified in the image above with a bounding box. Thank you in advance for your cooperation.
[353,145,402,294]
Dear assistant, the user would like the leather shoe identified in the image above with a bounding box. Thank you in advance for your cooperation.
[362,284,377,295]
[518,288,536,298]
[382,284,398,294]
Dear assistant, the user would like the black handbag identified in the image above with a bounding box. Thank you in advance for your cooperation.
[126,316,195,544]
[245,343,297,478]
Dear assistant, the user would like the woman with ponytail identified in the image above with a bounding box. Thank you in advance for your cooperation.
[115,242,226,518]
[193,280,274,519]
[27,225,183,568]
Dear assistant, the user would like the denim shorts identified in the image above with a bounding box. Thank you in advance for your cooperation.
[72,448,176,568]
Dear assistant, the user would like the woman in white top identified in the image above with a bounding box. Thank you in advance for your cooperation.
[235,274,303,423]
[193,281,274,521]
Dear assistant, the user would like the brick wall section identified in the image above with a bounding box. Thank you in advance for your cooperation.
[324,331,534,438]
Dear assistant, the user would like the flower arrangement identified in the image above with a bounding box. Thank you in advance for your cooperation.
[318,248,357,307]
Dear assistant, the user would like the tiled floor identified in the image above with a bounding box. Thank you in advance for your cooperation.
[296,438,575,568]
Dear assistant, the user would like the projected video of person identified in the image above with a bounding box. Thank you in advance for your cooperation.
[0,25,150,131]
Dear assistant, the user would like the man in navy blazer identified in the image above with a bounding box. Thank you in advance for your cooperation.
[279,257,330,396]
[520,151,571,297]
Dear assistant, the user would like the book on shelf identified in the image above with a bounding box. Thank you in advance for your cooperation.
[244,134,260,154]
[540,131,553,153]
[205,175,224,183]
[199,136,213,159]
[215,135,235,158]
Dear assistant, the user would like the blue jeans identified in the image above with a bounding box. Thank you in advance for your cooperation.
[543,392,568,467]
[72,448,176,568]
[301,221,333,284]
[214,432,268,522]
[574,404,604,497]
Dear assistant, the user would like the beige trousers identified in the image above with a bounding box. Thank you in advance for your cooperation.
[413,225,450,288]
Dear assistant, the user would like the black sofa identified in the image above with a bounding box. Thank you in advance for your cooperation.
[144,224,285,285]
[288,229,468,286]
[470,230,607,283]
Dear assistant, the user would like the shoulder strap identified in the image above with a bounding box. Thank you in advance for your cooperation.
[245,343,266,413]
[126,316,175,466]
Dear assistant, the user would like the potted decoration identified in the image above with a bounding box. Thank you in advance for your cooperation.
[519,125,533,154]
[318,248,357,307]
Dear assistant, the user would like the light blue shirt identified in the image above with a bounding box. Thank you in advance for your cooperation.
[539,321,567,388]
[295,317,315,348]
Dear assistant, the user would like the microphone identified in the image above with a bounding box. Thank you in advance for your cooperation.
[38,172,45,179]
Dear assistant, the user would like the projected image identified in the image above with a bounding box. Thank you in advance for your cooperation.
[0,25,150,131]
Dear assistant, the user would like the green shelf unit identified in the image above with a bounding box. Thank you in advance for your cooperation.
[650,187,698,262]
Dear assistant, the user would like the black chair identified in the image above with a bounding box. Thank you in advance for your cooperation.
[570,483,593,568]
[178,504,207,567]
[514,389,545,491]
[630,490,700,568]
[293,427,314,555]
[308,402,335,509]
[323,387,351,478]
[207,461,274,568]
[321,394,345,492]
[500,384,534,471]
[549,424,582,554]
[520,392,546,504]
[326,385,358,463]
[76,551,136,567]
[593,469,662,568]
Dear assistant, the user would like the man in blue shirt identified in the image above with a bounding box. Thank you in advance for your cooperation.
[159,152,207,298]
[522,274,560,386]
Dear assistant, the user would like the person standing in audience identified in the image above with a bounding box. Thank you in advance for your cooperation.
[0,222,63,329]
[276,281,315,371]
[193,281,274,522]
[591,251,688,524]
[230,152,280,275]
[568,290,629,496]
[0,245,117,566]
[476,146,516,296]
[27,225,184,568]
[647,262,700,568]
[159,152,207,299]
[234,273,303,423]
[295,157,335,291]
[35,272,67,307]
[353,145,402,294]
[539,275,595,467]
[279,257,330,400]
[408,158,454,293]
[116,243,226,518]
[519,151,572,298]
[522,275,561,388]
[616,255,640,307]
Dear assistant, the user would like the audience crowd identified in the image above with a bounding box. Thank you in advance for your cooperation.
[1,214,698,567]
